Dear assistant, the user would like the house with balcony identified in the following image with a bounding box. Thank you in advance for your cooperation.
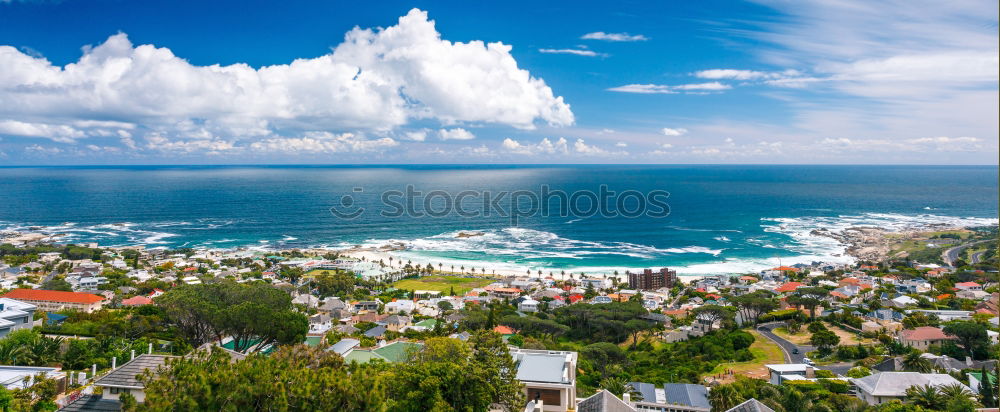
[512,348,578,412]
[0,298,36,338]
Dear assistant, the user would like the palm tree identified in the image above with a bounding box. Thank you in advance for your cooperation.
[906,384,944,410]
[708,384,740,411]
[780,386,812,412]
[598,376,642,400]
[0,342,28,365]
[902,352,934,373]
[938,383,974,404]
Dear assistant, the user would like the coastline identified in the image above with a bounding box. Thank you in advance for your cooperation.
[3,214,997,281]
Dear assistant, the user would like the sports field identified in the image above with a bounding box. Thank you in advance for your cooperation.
[392,276,494,295]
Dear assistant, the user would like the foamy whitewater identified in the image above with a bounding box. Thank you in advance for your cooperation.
[1,165,996,275]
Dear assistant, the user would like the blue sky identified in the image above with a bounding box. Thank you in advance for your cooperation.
[0,0,997,164]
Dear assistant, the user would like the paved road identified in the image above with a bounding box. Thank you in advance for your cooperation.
[756,322,813,364]
[942,239,991,266]
[970,249,988,264]
[756,322,853,376]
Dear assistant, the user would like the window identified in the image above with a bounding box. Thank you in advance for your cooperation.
[527,388,562,406]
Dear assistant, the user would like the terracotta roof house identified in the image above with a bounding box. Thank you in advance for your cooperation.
[120,295,154,306]
[2,289,104,313]
[774,282,804,293]
[899,326,957,351]
[954,282,982,291]
[494,325,515,335]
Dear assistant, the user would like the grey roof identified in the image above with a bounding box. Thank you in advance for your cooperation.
[576,390,637,412]
[726,399,775,412]
[385,315,410,325]
[449,331,472,341]
[94,354,175,389]
[364,325,387,338]
[853,372,969,397]
[329,338,360,356]
[58,394,121,411]
[664,383,710,409]
[309,314,331,324]
[514,353,568,383]
[628,382,657,404]
[319,297,346,311]
[334,324,359,334]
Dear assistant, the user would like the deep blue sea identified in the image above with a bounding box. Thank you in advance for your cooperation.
[0,165,997,275]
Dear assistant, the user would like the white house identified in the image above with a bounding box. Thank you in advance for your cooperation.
[385,300,416,314]
[512,348,578,412]
[519,298,540,313]
[852,372,970,406]
[0,298,36,338]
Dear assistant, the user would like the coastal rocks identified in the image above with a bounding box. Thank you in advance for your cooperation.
[455,231,485,238]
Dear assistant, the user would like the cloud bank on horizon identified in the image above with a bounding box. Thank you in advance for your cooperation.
[0,1,997,164]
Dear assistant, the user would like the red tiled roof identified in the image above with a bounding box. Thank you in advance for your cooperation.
[493,325,515,334]
[900,326,956,342]
[956,282,981,288]
[775,282,804,293]
[121,296,154,306]
[773,266,801,272]
[936,294,953,300]
[485,287,522,293]
[3,289,104,304]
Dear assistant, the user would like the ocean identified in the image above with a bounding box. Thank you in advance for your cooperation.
[0,165,997,275]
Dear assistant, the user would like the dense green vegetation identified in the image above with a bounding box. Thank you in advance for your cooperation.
[139,331,522,412]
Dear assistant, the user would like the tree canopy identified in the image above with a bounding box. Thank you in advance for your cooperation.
[156,281,308,352]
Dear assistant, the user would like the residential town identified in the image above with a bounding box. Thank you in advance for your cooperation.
[0,227,996,412]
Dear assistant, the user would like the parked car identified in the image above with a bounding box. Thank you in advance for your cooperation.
[802,357,813,365]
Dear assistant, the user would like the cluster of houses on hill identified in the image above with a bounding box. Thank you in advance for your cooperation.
[0,236,997,411]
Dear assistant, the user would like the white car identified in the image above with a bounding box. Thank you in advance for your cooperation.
[802,357,814,365]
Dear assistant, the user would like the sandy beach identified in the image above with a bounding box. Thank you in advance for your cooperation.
[333,247,708,283]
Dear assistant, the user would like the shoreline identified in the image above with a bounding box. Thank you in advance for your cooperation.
[3,217,996,280]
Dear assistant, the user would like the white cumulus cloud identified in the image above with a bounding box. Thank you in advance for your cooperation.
[0,8,573,154]
[438,128,475,140]
[661,127,688,136]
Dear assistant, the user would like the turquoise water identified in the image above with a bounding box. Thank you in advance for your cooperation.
[0,165,996,274]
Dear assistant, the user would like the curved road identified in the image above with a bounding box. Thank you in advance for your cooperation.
[756,322,853,376]
[757,322,813,364]
[942,239,991,266]
[970,249,989,264]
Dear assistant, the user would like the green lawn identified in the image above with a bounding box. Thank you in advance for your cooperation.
[709,330,785,380]
[391,276,493,295]
[305,268,353,277]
